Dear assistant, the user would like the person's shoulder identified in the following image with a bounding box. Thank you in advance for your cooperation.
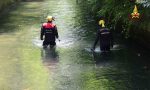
[42,23,47,27]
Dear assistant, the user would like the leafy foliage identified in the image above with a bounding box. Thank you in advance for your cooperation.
[81,0,150,47]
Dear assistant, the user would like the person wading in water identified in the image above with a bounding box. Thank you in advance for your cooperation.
[41,16,60,48]
[91,19,113,52]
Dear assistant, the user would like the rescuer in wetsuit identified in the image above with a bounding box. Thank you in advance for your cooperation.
[91,19,113,52]
[41,16,60,48]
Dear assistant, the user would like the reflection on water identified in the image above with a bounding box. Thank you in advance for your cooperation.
[93,52,113,64]
[41,47,59,69]
[84,44,124,54]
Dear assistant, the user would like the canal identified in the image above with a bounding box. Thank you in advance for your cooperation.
[0,0,150,90]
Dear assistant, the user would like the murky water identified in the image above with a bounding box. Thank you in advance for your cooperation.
[0,0,150,90]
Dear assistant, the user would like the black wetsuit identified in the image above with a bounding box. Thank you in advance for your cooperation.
[93,27,113,51]
[41,22,59,46]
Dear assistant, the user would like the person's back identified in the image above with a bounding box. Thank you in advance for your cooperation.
[42,22,58,42]
[99,27,112,51]
[41,16,59,48]
[92,19,113,52]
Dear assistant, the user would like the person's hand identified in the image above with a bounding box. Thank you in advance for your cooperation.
[91,48,95,52]
[41,38,43,40]
[58,38,61,42]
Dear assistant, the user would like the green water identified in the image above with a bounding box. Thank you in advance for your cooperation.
[0,0,150,90]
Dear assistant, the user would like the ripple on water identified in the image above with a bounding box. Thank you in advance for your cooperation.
[84,44,125,53]
[32,37,74,48]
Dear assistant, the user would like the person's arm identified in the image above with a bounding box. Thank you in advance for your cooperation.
[54,26,60,41]
[54,26,58,38]
[40,26,44,40]
[92,30,100,50]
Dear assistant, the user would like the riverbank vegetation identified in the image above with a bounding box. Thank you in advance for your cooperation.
[79,0,150,48]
